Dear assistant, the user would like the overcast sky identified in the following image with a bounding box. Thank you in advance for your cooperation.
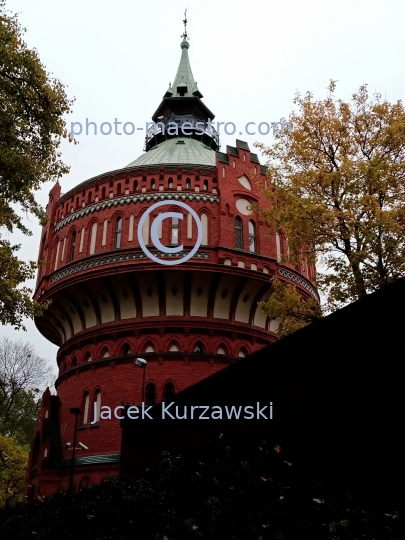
[2,0,405,370]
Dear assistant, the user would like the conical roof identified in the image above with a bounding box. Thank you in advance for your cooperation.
[164,40,202,99]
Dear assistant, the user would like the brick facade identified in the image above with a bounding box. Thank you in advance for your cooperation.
[26,36,317,498]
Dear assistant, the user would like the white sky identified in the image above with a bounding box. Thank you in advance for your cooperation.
[2,0,405,369]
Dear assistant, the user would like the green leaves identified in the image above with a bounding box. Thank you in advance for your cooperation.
[0,435,28,509]
[0,1,73,328]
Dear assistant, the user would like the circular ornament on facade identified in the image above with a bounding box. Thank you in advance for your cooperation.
[236,198,252,216]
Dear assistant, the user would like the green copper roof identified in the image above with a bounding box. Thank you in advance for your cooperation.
[126,137,216,167]
[164,40,202,98]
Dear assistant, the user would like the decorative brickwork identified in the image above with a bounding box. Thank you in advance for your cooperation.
[27,38,318,499]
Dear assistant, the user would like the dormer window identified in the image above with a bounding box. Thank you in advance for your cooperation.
[177,84,187,96]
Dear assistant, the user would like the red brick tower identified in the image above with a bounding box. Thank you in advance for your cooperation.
[26,28,317,497]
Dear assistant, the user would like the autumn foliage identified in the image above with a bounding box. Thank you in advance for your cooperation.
[256,82,405,314]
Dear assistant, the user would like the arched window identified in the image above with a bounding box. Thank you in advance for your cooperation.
[102,347,109,358]
[115,217,122,249]
[235,217,243,249]
[145,383,156,406]
[71,356,77,368]
[169,343,179,352]
[248,221,257,252]
[141,212,149,245]
[239,348,248,358]
[186,178,191,190]
[69,230,76,262]
[91,390,101,425]
[82,392,90,425]
[89,222,97,255]
[203,179,208,191]
[171,216,179,245]
[145,344,154,352]
[122,343,131,355]
[151,178,156,190]
[134,180,138,192]
[54,240,61,270]
[217,346,226,355]
[201,213,208,245]
[168,177,173,189]
[84,351,92,362]
[163,382,175,402]
[194,342,204,353]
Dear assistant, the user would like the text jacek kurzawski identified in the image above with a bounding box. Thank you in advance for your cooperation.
[90,402,274,422]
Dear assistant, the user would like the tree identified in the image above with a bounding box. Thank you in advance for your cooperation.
[255,82,405,312]
[259,278,322,337]
[0,337,54,446]
[0,0,74,328]
[0,434,28,508]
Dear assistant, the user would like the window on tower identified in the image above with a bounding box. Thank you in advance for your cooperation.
[194,342,204,353]
[248,220,257,252]
[168,177,173,189]
[91,390,101,426]
[163,382,175,401]
[151,178,156,190]
[122,343,131,355]
[186,178,191,190]
[235,216,243,249]
[82,392,90,426]
[115,217,122,249]
[146,383,156,406]
[171,216,179,245]
[69,230,76,262]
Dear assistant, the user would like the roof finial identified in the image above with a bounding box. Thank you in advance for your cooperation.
[181,9,189,41]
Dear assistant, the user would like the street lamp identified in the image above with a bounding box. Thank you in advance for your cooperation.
[135,358,147,403]
[68,407,81,491]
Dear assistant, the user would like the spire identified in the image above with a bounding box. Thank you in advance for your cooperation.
[164,10,203,99]
[147,11,218,152]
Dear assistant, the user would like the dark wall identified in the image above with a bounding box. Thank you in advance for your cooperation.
[120,278,405,486]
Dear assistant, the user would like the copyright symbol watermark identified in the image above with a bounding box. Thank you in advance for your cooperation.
[137,201,202,266]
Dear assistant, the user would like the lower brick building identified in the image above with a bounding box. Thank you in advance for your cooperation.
[26,25,317,498]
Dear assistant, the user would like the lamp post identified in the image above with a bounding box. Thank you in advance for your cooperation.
[68,407,81,492]
[135,358,147,403]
